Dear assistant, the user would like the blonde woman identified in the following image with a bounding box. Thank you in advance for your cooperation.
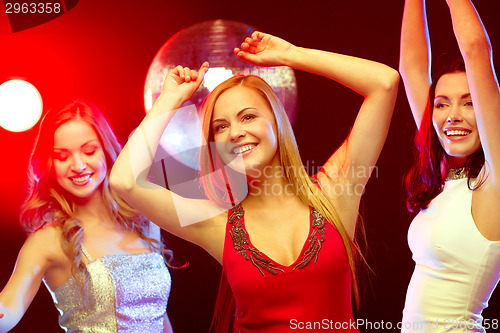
[111,31,399,332]
[0,101,173,333]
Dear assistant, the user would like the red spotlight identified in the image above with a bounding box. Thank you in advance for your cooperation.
[0,80,43,132]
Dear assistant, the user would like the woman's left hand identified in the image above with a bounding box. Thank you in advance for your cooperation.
[234,31,294,67]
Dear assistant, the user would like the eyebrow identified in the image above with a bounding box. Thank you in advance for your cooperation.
[212,107,258,124]
[434,93,471,101]
[53,140,99,151]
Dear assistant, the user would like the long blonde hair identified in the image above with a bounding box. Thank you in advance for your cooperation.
[201,76,361,330]
[20,100,170,290]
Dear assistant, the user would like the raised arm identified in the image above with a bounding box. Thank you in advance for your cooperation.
[446,0,500,180]
[236,32,399,188]
[0,232,51,332]
[400,0,433,127]
[110,63,228,261]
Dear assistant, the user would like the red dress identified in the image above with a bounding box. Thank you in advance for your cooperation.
[223,204,360,333]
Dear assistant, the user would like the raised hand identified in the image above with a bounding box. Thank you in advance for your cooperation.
[160,62,209,104]
[234,31,294,67]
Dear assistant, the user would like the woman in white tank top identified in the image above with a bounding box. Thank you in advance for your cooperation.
[400,0,500,332]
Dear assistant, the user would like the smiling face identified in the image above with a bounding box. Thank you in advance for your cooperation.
[432,72,481,167]
[52,119,107,200]
[211,85,279,176]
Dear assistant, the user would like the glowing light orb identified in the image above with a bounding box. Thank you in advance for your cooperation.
[144,89,153,111]
[144,19,298,170]
[0,80,43,132]
[203,67,234,91]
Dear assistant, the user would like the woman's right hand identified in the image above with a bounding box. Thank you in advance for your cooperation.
[160,62,209,103]
[0,301,4,318]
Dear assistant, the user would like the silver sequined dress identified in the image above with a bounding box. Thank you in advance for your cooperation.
[43,245,171,332]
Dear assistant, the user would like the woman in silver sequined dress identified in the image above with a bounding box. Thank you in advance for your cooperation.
[0,100,173,333]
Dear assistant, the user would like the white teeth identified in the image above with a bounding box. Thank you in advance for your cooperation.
[233,144,255,154]
[445,130,470,136]
[70,174,91,184]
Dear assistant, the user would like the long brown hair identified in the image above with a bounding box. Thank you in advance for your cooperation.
[20,100,170,290]
[404,60,485,214]
[200,76,361,331]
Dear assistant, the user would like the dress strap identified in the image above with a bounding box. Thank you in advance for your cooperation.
[80,244,93,262]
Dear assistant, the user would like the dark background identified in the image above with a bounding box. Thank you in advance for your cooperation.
[1,0,500,332]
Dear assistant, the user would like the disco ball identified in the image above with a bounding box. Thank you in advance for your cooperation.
[144,19,298,170]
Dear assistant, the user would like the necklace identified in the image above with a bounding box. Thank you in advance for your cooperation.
[446,167,467,181]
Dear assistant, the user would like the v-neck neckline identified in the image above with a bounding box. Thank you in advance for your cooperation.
[227,203,328,275]
[239,205,314,269]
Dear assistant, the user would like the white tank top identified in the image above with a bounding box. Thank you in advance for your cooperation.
[402,178,500,333]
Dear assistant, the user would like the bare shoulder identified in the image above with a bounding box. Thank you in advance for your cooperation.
[25,224,68,265]
[181,210,228,263]
[316,144,364,207]
[184,210,228,240]
[0,224,69,323]
[316,149,363,239]
[472,175,500,241]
